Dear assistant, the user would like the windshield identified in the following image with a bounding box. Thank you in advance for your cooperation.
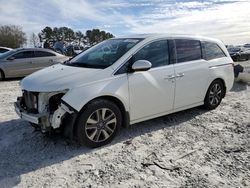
[0,49,16,59]
[65,38,143,69]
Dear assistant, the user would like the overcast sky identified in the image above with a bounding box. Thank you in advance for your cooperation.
[0,0,250,44]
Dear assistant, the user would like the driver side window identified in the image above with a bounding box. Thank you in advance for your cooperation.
[133,40,169,68]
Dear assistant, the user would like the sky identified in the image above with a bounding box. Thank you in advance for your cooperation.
[0,0,250,45]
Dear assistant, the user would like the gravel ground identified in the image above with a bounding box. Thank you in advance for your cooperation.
[0,63,249,188]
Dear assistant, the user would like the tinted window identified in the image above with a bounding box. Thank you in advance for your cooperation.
[0,49,9,53]
[13,51,34,59]
[204,42,226,60]
[175,39,202,63]
[35,51,56,57]
[133,40,169,68]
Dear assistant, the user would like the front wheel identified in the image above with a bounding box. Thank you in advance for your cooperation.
[76,99,122,148]
[204,80,225,110]
[0,70,4,81]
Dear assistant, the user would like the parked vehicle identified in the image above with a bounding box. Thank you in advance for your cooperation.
[53,41,65,54]
[15,34,234,148]
[243,43,250,49]
[65,45,83,57]
[0,48,69,80]
[0,47,12,54]
[227,47,250,61]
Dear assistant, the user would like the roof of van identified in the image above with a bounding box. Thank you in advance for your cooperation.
[116,34,221,43]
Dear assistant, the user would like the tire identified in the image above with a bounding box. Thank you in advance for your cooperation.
[236,55,240,61]
[204,80,225,110]
[76,99,122,148]
[0,70,4,81]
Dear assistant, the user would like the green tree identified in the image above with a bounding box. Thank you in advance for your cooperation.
[0,25,26,48]
[39,26,114,47]
[75,31,84,44]
[39,26,53,42]
[85,29,114,45]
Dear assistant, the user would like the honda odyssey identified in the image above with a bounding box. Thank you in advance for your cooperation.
[15,34,234,147]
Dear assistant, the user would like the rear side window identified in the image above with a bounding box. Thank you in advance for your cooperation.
[175,39,202,63]
[13,51,34,59]
[203,42,226,60]
[133,40,169,68]
[35,51,56,57]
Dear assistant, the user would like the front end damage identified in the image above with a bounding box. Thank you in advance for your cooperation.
[14,90,77,137]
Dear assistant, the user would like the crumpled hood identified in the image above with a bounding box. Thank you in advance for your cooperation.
[21,64,103,92]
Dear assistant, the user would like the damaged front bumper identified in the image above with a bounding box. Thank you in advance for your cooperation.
[15,97,47,125]
[14,96,76,133]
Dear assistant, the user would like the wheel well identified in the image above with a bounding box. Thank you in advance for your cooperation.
[92,96,129,128]
[209,78,227,98]
[0,69,5,79]
[72,96,129,137]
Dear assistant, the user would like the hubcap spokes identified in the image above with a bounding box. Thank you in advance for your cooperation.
[209,84,222,106]
[85,108,117,142]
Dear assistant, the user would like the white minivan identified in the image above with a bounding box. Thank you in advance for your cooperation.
[15,34,234,147]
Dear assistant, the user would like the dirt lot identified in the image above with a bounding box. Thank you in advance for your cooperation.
[0,64,249,187]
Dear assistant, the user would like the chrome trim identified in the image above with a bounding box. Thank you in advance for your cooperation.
[209,63,232,68]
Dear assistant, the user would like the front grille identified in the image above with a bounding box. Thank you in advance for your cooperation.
[21,90,38,113]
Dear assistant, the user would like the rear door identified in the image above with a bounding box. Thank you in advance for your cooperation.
[32,50,57,72]
[128,39,175,121]
[173,39,209,109]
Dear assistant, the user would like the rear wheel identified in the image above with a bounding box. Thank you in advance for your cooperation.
[204,80,225,110]
[76,99,122,148]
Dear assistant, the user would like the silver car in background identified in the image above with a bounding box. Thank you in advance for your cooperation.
[0,47,12,54]
[0,48,69,80]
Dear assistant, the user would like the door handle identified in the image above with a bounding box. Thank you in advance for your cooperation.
[164,75,175,80]
[28,61,33,64]
[176,73,184,78]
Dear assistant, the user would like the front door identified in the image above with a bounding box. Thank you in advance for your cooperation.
[128,40,175,121]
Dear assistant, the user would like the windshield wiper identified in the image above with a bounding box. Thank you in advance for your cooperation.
[65,62,107,69]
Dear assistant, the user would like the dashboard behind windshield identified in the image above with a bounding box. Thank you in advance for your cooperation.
[66,38,143,69]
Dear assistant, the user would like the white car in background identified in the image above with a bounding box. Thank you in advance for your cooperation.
[15,34,234,148]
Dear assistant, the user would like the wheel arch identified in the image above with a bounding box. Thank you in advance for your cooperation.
[71,95,130,139]
[0,68,5,80]
[206,78,226,99]
[86,95,128,121]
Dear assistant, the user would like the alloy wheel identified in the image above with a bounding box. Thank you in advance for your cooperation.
[208,83,222,106]
[85,108,117,142]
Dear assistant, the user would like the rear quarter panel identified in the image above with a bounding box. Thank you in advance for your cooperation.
[207,57,234,92]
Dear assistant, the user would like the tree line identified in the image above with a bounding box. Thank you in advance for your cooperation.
[39,26,114,48]
[0,25,114,48]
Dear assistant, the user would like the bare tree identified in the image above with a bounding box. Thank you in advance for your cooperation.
[0,25,26,48]
[30,33,40,47]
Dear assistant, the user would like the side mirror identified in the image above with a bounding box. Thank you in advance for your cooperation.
[132,60,152,72]
[7,57,15,61]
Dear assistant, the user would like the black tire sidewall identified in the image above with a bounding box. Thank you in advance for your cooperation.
[204,80,224,110]
[0,70,4,81]
[76,99,122,148]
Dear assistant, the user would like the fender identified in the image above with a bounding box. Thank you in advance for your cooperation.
[61,74,129,112]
